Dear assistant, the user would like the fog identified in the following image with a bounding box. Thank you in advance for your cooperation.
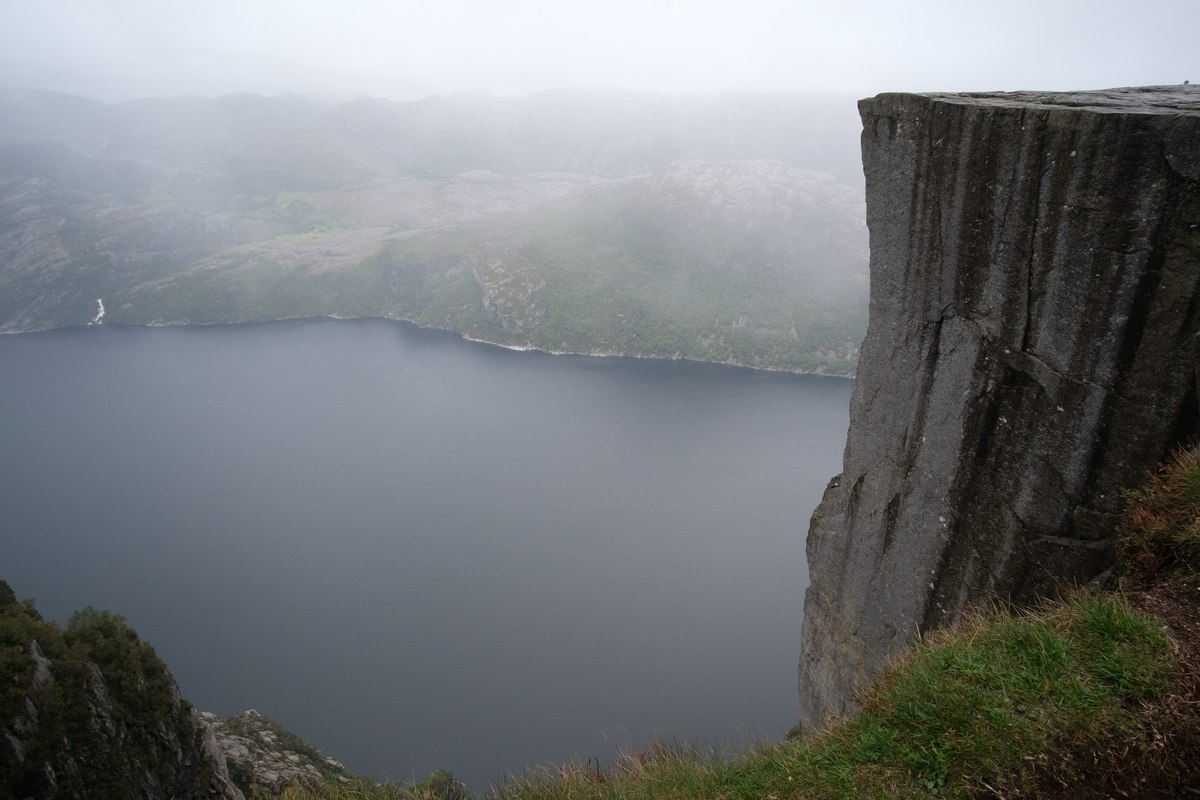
[1,0,1194,103]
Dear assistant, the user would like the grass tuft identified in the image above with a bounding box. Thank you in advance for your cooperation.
[418,593,1176,800]
[204,448,1200,799]
[1121,446,1200,582]
[795,592,1178,798]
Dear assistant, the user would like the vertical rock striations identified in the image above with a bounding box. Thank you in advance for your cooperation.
[799,87,1200,727]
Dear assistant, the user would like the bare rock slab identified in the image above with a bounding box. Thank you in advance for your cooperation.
[799,86,1200,728]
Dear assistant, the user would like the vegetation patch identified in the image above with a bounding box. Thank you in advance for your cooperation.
[0,589,223,797]
[1121,446,1200,583]
[6,464,1199,800]
[368,165,868,375]
[273,447,1200,799]
[478,593,1182,800]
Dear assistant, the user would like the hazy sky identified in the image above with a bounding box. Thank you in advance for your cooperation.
[1,0,1195,102]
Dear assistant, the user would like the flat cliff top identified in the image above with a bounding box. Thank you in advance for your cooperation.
[869,85,1200,115]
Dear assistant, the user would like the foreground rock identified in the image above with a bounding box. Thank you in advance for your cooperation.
[799,87,1200,727]
[1,579,458,799]
[203,709,354,794]
[0,583,242,799]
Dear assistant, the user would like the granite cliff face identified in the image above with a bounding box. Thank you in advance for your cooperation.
[799,87,1200,727]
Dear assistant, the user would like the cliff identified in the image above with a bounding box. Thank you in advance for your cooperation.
[1,582,379,799]
[799,87,1200,727]
[0,584,242,799]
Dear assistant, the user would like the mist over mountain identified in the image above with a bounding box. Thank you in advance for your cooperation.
[0,88,867,373]
[368,160,866,372]
[0,89,864,184]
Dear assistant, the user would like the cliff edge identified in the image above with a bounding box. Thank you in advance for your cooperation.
[0,585,242,799]
[799,86,1200,727]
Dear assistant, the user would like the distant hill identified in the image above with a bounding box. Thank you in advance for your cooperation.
[366,160,867,373]
[0,89,867,374]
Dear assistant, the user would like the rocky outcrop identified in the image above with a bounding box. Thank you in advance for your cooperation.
[799,87,1200,727]
[0,585,243,800]
[203,709,353,794]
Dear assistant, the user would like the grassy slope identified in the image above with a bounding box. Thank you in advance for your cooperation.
[274,450,1200,800]
[494,597,1192,800]
[5,457,1196,799]
[1120,447,1200,582]
[0,600,223,796]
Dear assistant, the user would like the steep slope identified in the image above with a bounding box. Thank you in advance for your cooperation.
[0,175,259,331]
[799,87,1200,727]
[0,583,242,799]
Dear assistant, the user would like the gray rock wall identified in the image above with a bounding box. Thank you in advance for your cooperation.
[799,87,1200,728]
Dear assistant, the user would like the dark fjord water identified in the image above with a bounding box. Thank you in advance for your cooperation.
[0,318,851,789]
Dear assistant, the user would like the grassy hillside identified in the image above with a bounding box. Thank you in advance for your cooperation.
[4,455,1196,798]
[271,449,1200,800]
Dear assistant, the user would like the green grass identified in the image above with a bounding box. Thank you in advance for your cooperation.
[6,447,1196,800]
[267,781,416,800]
[268,770,469,800]
[484,593,1177,800]
[267,592,1179,800]
[1121,446,1200,582]
[260,447,1200,799]
[0,592,224,797]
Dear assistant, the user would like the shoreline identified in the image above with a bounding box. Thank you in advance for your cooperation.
[458,332,857,378]
[1,312,857,379]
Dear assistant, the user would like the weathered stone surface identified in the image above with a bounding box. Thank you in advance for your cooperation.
[799,86,1200,728]
[204,709,353,795]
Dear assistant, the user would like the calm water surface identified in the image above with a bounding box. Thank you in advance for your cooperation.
[0,318,851,789]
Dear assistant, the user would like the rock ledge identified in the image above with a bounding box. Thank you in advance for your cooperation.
[799,86,1200,727]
